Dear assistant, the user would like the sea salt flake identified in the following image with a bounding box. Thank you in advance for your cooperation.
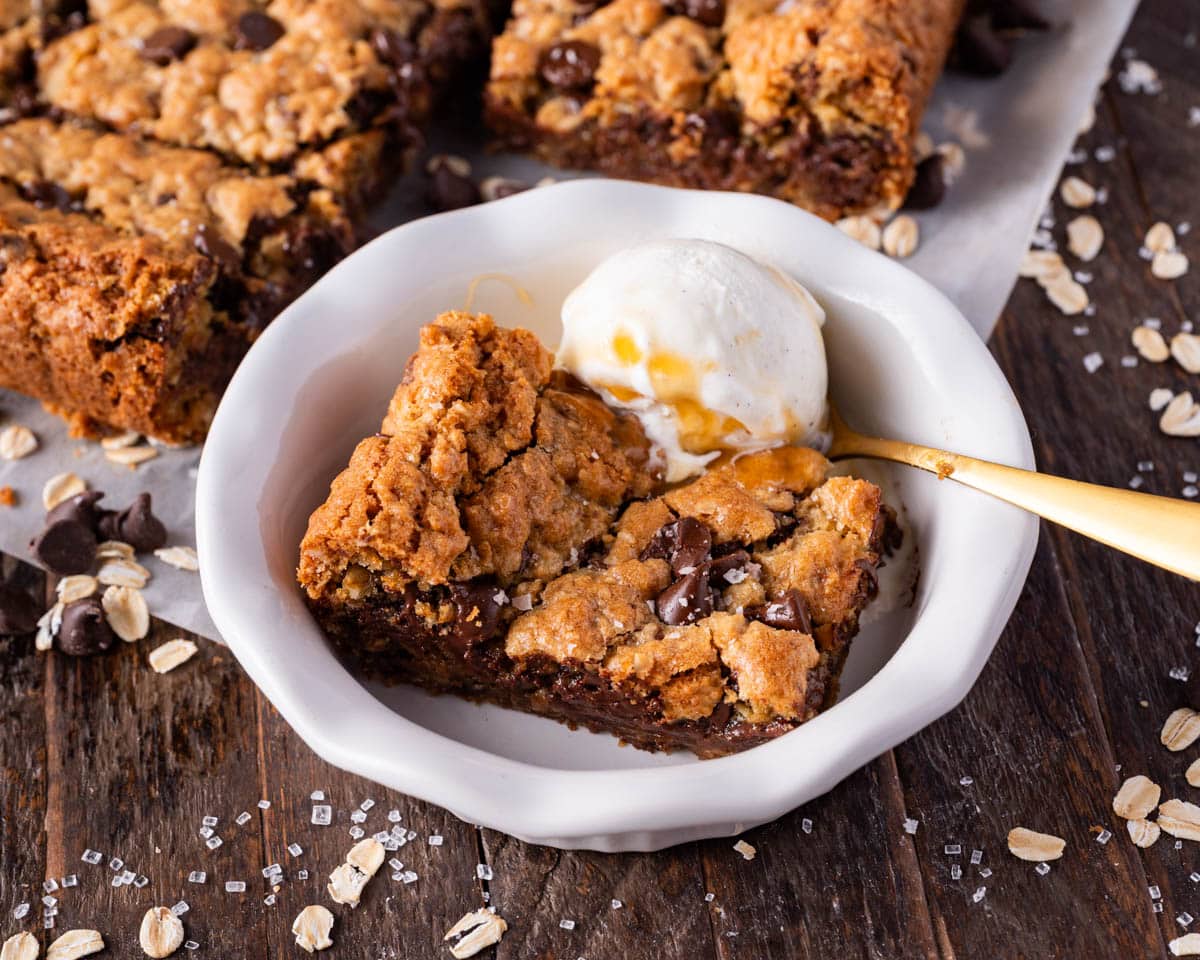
[1035,863,1051,876]
[388,810,402,823]
[206,837,223,850]
[188,871,206,884]
[202,816,218,827]
[1184,486,1199,499]
[476,864,494,881]
[120,870,135,884]
[407,830,417,841]
[360,799,375,812]
[350,810,367,824]
[134,875,148,888]
[903,818,920,835]
[1151,885,1163,899]
[42,896,57,908]
[373,831,390,844]
[801,819,813,834]
[973,887,987,903]
[1180,913,1195,928]
[945,844,962,856]
[389,858,404,872]
[257,800,271,810]
[111,875,125,888]
[82,849,102,865]
[429,835,444,846]
[1073,325,1090,336]
[13,903,29,919]
[1083,352,1104,373]
[263,863,282,878]
[979,868,993,878]
[184,942,199,951]
[971,849,984,864]
[61,875,77,888]
[199,826,214,839]
[560,919,576,931]
[264,894,277,906]
[1190,872,1200,883]
[402,871,418,884]
[109,857,124,871]
[1156,902,1165,914]
[1178,841,1185,850]
[951,864,963,880]
[310,790,325,801]
[225,881,246,893]
[172,901,190,916]
[43,916,54,930]
[1122,356,1139,368]
[960,776,974,786]
[236,811,252,826]
[1139,460,1156,471]
[1171,666,1191,681]
[287,843,303,857]
[43,879,59,893]
[312,805,332,826]
[612,899,624,909]
[1096,830,1112,844]
[1184,471,1198,483]
[297,870,309,881]
[349,826,365,840]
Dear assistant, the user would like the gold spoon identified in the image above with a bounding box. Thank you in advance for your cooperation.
[826,407,1200,582]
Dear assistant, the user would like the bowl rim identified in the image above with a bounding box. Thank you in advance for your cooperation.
[197,180,1038,850]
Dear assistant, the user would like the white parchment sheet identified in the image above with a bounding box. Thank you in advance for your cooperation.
[0,0,1139,640]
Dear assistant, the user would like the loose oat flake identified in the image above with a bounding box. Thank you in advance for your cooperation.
[139,906,184,959]
[292,905,334,954]
[46,929,105,960]
[328,838,385,907]
[1127,819,1161,848]
[1066,215,1104,261]
[57,575,98,604]
[96,540,135,561]
[102,585,150,642]
[1,933,39,960]
[155,546,199,572]
[0,424,38,461]
[1172,933,1200,956]
[42,472,87,511]
[100,430,141,451]
[98,558,151,589]
[1006,827,1065,862]
[1132,326,1170,362]
[1153,250,1190,280]
[1113,774,1162,819]
[105,445,159,467]
[882,215,919,259]
[1160,394,1200,438]
[835,215,882,251]
[1146,221,1177,254]
[149,638,198,674]
[1159,799,1200,841]
[1042,273,1089,315]
[1172,333,1200,374]
[1163,708,1200,751]
[1060,176,1097,208]
[1019,249,1067,281]
[444,909,509,959]
[733,839,757,861]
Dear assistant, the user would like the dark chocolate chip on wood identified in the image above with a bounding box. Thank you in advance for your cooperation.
[141,25,196,64]
[193,224,241,271]
[57,597,116,656]
[31,519,97,576]
[0,583,42,634]
[904,154,947,211]
[656,570,714,626]
[538,40,600,90]
[750,590,811,634]
[111,493,168,553]
[233,11,285,51]
[955,14,1012,75]
[46,490,105,532]
[427,166,481,212]
[670,0,725,27]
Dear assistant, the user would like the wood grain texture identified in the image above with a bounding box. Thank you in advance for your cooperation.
[2,3,1199,958]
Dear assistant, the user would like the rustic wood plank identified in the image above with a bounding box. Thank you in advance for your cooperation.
[0,559,48,946]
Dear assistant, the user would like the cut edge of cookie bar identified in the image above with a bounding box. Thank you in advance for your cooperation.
[0,117,359,442]
[484,0,965,220]
[299,315,895,758]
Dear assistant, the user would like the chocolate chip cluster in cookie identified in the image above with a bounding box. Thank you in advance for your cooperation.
[298,311,896,757]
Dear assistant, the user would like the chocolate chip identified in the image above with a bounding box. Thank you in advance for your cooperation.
[57,597,116,656]
[233,11,284,52]
[31,519,97,576]
[641,517,713,574]
[193,224,240,272]
[668,0,725,27]
[538,40,600,90]
[705,549,750,586]
[370,26,414,67]
[683,108,740,147]
[111,493,168,553]
[954,14,1012,75]
[991,0,1049,31]
[903,154,946,211]
[446,582,503,652]
[656,570,713,626]
[0,582,42,634]
[748,590,812,634]
[426,165,481,212]
[20,179,74,212]
[140,25,196,65]
[46,490,105,531]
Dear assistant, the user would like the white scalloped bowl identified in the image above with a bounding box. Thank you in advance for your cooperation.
[197,180,1037,851]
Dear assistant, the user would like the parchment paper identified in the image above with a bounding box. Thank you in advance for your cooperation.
[0,0,1138,640]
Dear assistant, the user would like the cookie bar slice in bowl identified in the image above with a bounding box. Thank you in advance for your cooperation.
[298,310,893,757]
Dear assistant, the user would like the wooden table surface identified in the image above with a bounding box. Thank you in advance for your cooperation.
[3,3,1199,957]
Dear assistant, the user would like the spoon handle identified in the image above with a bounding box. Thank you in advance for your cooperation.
[829,432,1200,582]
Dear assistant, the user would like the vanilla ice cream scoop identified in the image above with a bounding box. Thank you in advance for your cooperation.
[556,239,828,482]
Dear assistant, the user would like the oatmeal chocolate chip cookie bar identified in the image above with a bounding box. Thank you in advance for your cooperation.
[485,0,964,221]
[33,0,490,165]
[299,312,894,757]
[0,117,356,442]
